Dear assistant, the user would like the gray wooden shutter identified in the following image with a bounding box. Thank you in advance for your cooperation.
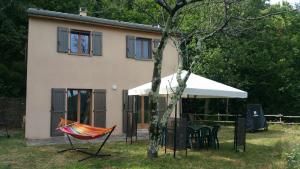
[51,88,66,137]
[126,35,135,58]
[153,39,160,48]
[92,31,103,56]
[94,89,106,127]
[122,90,134,133]
[57,27,69,53]
[148,40,152,59]
[151,39,160,60]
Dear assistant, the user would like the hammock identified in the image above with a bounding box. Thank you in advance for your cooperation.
[57,118,116,161]
[57,118,115,140]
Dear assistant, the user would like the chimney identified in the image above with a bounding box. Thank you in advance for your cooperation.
[79,7,87,16]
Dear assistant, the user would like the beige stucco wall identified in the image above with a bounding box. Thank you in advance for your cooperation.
[26,17,178,139]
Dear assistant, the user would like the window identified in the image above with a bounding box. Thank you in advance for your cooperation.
[70,30,90,55]
[126,35,153,60]
[67,89,92,124]
[135,38,151,59]
[57,27,103,56]
[136,96,150,129]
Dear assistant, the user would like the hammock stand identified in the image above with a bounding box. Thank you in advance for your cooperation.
[57,118,116,162]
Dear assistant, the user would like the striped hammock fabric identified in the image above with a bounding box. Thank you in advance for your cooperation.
[57,118,116,140]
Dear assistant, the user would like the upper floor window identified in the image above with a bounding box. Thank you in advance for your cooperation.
[70,30,90,55]
[135,38,151,59]
[57,27,102,56]
[126,35,160,60]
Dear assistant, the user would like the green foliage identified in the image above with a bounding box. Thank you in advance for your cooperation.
[193,4,300,115]
[0,0,299,116]
[286,144,300,169]
[0,0,27,97]
[1,125,300,168]
[85,0,162,25]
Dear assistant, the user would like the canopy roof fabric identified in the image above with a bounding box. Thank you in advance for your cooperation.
[128,71,247,98]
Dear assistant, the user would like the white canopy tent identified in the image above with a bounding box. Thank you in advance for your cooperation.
[128,71,248,98]
[128,71,247,156]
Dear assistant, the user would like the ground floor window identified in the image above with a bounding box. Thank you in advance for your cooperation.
[67,89,92,124]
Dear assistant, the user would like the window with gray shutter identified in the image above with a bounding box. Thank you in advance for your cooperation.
[94,89,106,127]
[126,35,135,58]
[92,31,103,56]
[57,27,69,53]
[51,88,66,137]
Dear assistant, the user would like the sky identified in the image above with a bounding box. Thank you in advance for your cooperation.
[269,0,300,5]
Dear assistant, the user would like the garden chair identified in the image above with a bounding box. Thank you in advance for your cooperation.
[209,125,220,150]
[199,127,210,150]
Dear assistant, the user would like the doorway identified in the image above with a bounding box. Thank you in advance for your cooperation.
[67,89,92,125]
[136,96,150,129]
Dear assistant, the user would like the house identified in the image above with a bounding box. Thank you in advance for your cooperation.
[25,8,178,139]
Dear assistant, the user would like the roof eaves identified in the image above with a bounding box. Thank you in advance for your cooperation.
[27,8,162,33]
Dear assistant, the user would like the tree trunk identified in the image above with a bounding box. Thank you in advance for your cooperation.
[147,1,200,158]
[148,17,173,158]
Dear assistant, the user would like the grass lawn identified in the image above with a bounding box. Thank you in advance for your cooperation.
[1,125,300,169]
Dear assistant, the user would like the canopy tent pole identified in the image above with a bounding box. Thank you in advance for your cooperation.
[126,94,128,143]
[174,101,177,158]
[130,96,134,144]
[179,98,183,118]
[135,96,138,142]
[130,96,136,144]
[226,98,229,121]
[226,98,229,113]
[165,90,169,155]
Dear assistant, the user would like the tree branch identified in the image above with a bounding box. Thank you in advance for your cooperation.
[232,9,298,21]
[156,0,172,14]
[0,0,13,12]
[132,1,160,24]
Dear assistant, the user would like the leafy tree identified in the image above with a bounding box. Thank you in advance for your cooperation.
[0,0,27,97]
[193,3,300,116]
[145,0,297,158]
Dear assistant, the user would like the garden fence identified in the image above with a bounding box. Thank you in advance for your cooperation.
[191,113,300,125]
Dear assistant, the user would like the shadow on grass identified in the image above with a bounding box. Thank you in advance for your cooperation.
[0,126,293,169]
[51,139,286,169]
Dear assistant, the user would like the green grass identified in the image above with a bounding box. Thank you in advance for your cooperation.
[1,125,300,169]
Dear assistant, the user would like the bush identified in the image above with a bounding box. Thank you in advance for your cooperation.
[286,144,300,169]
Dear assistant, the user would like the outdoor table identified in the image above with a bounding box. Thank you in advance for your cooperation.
[188,124,213,131]
[187,124,213,149]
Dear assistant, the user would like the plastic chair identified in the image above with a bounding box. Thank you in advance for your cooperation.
[199,127,210,150]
